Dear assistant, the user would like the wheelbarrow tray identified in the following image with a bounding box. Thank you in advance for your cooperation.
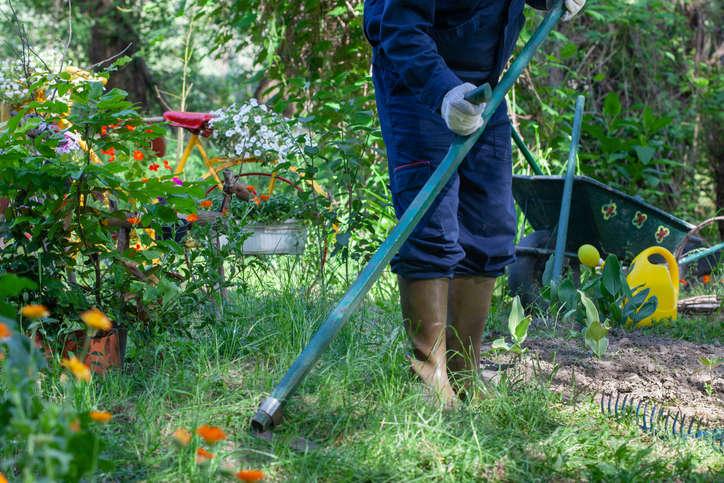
[512,174,694,263]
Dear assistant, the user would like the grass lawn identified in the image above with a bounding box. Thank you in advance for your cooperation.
[20,269,722,483]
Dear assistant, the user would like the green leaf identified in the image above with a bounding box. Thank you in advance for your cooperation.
[508,296,526,335]
[542,255,555,286]
[584,318,610,357]
[492,338,513,352]
[560,41,578,58]
[0,274,38,297]
[632,145,656,165]
[603,92,621,117]
[514,316,531,345]
[642,106,655,129]
[578,291,599,326]
[601,254,621,297]
[557,278,577,309]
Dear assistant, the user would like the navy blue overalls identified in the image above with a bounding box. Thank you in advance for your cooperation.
[364,0,546,280]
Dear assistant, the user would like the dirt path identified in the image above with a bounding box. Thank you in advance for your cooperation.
[482,325,724,423]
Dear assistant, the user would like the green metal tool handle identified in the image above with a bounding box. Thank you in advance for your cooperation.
[250,0,566,433]
[464,83,492,105]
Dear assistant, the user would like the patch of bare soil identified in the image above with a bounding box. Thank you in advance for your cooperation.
[481,323,724,423]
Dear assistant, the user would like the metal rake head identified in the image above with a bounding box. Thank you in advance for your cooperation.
[601,391,723,454]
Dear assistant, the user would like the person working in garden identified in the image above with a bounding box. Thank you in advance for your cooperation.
[363,0,585,407]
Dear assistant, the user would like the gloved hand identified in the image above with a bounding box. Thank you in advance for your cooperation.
[562,0,585,21]
[440,83,485,136]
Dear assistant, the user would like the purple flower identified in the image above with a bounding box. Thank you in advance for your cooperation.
[156,197,167,205]
[172,177,183,187]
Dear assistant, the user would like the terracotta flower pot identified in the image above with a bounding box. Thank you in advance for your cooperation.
[85,329,121,375]
[33,328,121,375]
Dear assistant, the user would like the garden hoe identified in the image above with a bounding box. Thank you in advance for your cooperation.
[251,0,567,449]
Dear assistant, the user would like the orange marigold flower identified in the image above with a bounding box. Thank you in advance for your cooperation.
[141,177,149,183]
[172,428,192,447]
[62,356,91,383]
[222,209,229,216]
[126,125,135,131]
[133,151,144,160]
[703,274,711,283]
[252,197,261,205]
[196,448,214,463]
[21,304,49,319]
[246,185,255,192]
[680,279,688,285]
[0,323,11,340]
[101,126,107,136]
[197,425,227,444]
[80,308,112,331]
[187,214,199,223]
[259,195,270,201]
[70,419,80,432]
[0,471,7,483]
[127,217,139,225]
[89,411,112,423]
[199,200,213,208]
[236,470,265,482]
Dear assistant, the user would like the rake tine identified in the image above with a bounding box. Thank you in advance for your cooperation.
[688,416,695,435]
[601,391,606,414]
[650,406,657,434]
[608,392,614,414]
[621,395,629,417]
[642,401,649,430]
[615,393,621,417]
[672,412,679,437]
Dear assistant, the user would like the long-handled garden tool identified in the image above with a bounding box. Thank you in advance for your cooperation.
[251,0,567,434]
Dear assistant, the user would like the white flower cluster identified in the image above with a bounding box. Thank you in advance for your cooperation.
[209,100,309,162]
[0,50,63,105]
[0,60,31,104]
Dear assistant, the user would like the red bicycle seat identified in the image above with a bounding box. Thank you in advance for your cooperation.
[163,112,215,134]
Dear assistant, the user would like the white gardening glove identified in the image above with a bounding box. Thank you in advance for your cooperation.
[440,83,485,136]
[562,0,585,21]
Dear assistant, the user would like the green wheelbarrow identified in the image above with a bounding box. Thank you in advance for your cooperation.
[507,109,724,306]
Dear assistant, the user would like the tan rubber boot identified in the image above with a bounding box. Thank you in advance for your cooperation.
[399,277,458,410]
[446,275,496,399]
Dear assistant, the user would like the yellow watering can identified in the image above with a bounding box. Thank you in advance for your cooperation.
[626,246,679,326]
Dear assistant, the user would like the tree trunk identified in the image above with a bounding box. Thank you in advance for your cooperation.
[87,1,150,113]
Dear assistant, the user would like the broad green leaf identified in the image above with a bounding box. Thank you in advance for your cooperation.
[514,316,531,344]
[492,338,513,352]
[542,255,555,286]
[508,296,526,336]
[643,106,655,129]
[578,291,599,326]
[632,145,656,165]
[584,318,610,357]
[0,274,38,297]
[558,278,577,309]
[601,254,621,297]
[603,92,621,117]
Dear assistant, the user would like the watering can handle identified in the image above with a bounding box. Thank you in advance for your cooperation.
[463,83,493,105]
[646,246,680,299]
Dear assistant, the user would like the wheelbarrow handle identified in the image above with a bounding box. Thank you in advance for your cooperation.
[464,83,493,105]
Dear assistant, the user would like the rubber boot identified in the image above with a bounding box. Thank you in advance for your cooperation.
[446,275,496,399]
[398,277,458,410]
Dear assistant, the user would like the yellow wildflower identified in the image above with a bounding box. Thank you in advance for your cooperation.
[21,304,50,318]
[80,308,112,331]
[197,425,227,444]
[89,411,112,423]
[0,323,11,340]
[62,356,91,383]
[172,428,192,446]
